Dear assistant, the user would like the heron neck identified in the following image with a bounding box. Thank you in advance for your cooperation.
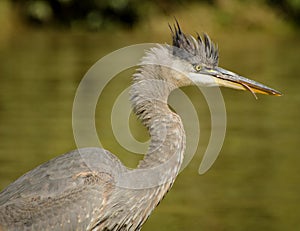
[130,71,186,178]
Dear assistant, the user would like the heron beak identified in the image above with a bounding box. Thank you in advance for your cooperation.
[200,67,282,98]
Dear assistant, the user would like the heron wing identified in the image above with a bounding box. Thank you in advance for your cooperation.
[0,147,128,230]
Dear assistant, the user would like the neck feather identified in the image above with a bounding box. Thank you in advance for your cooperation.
[130,46,186,177]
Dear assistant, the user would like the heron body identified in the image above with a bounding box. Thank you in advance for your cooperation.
[0,22,281,231]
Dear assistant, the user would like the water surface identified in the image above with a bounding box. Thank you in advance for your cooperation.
[0,27,299,230]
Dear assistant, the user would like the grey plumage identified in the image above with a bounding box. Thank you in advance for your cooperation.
[0,23,189,231]
[0,22,281,231]
[170,21,219,67]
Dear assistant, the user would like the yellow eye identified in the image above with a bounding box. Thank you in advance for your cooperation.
[195,65,202,71]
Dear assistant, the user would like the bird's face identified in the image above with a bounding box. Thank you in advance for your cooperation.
[170,22,281,97]
[187,64,282,98]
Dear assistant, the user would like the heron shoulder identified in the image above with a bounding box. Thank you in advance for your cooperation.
[0,147,127,206]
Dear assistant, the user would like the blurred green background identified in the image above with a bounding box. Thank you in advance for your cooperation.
[0,0,299,230]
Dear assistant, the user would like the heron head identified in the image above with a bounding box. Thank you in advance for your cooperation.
[170,21,282,98]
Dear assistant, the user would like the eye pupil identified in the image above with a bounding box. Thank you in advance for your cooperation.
[195,65,202,71]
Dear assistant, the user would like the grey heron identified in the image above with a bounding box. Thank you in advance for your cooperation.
[0,21,281,231]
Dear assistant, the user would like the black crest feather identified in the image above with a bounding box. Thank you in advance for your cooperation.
[169,21,219,67]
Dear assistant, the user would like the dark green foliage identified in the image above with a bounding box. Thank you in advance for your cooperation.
[11,0,300,29]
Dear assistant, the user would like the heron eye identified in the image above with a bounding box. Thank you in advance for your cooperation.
[195,65,202,71]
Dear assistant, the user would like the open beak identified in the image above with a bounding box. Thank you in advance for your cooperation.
[200,67,282,98]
